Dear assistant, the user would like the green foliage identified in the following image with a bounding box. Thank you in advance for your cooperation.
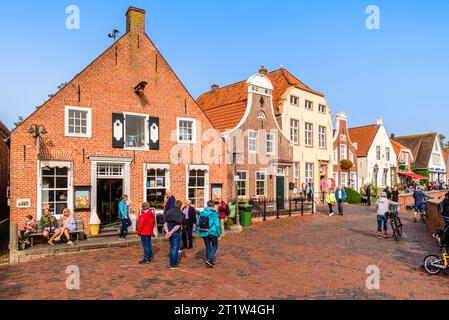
[224,218,234,230]
[344,188,362,204]
[414,168,430,185]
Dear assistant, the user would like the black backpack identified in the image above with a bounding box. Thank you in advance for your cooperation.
[440,198,449,218]
[225,205,230,217]
[198,215,211,232]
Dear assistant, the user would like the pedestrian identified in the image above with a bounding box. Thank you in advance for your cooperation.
[118,195,132,240]
[413,186,432,223]
[40,205,62,246]
[164,200,185,269]
[383,186,392,200]
[181,200,197,249]
[164,191,176,213]
[366,185,372,207]
[18,215,37,248]
[325,188,336,216]
[54,208,77,246]
[320,177,328,204]
[197,200,222,268]
[218,199,229,239]
[376,192,400,239]
[136,202,155,264]
[334,186,346,215]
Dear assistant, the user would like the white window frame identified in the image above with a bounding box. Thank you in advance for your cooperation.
[341,172,348,188]
[255,171,267,196]
[290,95,299,105]
[333,172,339,187]
[334,148,338,164]
[186,165,209,210]
[386,147,391,161]
[305,100,313,110]
[305,123,313,146]
[305,163,314,184]
[145,163,171,210]
[318,104,326,113]
[124,112,149,150]
[248,130,257,154]
[350,173,357,190]
[177,117,197,144]
[376,146,381,160]
[294,163,299,179]
[267,133,275,155]
[237,170,249,198]
[318,126,326,149]
[64,106,92,138]
[349,150,354,163]
[340,144,347,160]
[290,119,299,144]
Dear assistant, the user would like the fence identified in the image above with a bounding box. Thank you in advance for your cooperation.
[248,197,314,220]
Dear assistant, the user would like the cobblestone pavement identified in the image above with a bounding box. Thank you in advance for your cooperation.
[1,205,448,300]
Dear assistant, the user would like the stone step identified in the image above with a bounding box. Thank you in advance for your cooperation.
[87,229,136,240]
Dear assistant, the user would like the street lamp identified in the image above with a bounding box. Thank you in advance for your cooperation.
[232,151,243,227]
[28,124,47,153]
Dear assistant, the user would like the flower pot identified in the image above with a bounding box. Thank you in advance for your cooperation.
[89,224,100,236]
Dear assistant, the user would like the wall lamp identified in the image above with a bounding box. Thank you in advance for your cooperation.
[134,81,148,95]
[28,124,47,140]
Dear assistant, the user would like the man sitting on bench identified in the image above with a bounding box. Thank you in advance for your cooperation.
[41,205,62,246]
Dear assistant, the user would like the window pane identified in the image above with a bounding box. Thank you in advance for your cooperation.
[126,115,146,148]
[43,167,55,176]
[56,177,68,188]
[42,176,55,189]
[56,167,68,176]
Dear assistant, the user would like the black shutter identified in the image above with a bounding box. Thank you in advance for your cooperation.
[112,113,125,148]
[149,117,160,150]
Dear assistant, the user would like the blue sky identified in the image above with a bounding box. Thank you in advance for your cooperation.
[1,0,448,138]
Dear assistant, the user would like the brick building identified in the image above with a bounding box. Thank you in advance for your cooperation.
[332,112,358,191]
[198,67,294,208]
[9,7,228,231]
[0,121,10,221]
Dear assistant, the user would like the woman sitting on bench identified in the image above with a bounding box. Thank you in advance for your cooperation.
[53,208,76,246]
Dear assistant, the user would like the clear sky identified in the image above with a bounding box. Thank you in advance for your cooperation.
[1,0,448,137]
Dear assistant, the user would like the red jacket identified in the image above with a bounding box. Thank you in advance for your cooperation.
[137,209,155,236]
[218,201,228,219]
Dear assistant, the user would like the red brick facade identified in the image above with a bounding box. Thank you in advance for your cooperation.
[9,8,228,231]
[0,121,10,221]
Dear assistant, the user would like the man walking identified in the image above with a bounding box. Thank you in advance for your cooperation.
[164,191,176,213]
[413,186,432,223]
[181,200,196,249]
[366,185,372,207]
[164,200,185,269]
[197,201,222,268]
[334,186,347,215]
[118,195,132,240]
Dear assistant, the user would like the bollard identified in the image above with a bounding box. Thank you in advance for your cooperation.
[9,223,19,264]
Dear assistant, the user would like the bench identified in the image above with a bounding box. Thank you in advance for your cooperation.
[29,217,85,247]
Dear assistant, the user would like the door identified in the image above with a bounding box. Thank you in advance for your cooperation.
[276,176,285,210]
[97,179,123,225]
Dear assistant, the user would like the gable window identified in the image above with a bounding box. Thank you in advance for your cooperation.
[318,126,326,149]
[305,100,313,110]
[267,133,275,154]
[125,114,148,149]
[340,144,347,160]
[177,118,197,144]
[386,147,391,161]
[256,171,267,196]
[290,119,299,144]
[188,169,206,208]
[305,123,313,146]
[237,171,248,198]
[376,146,381,160]
[65,106,92,137]
[248,130,257,153]
[290,95,299,105]
[318,104,326,113]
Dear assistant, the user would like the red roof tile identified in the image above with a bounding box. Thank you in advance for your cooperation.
[348,125,379,157]
[390,139,410,157]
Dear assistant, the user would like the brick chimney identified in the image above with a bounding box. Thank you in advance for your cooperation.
[126,7,146,34]
[211,84,219,92]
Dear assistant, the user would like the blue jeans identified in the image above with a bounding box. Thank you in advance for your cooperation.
[337,200,344,214]
[169,231,181,268]
[203,235,219,263]
[120,219,132,239]
[140,236,153,261]
[377,215,388,232]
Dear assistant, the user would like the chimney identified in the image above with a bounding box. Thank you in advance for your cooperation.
[211,84,219,92]
[126,7,146,34]
[390,133,395,140]
[376,117,383,126]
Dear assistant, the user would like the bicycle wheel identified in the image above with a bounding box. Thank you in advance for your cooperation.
[395,216,403,239]
[421,210,427,224]
[423,255,444,275]
[390,219,399,241]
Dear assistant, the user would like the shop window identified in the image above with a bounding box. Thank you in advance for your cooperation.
[146,169,168,209]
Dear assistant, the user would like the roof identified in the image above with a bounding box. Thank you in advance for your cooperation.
[394,133,438,169]
[389,139,411,157]
[197,68,324,132]
[0,121,10,139]
[347,124,379,157]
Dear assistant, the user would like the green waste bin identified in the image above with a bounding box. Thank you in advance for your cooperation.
[239,204,253,227]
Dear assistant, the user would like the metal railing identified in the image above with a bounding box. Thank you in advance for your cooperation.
[249,197,314,220]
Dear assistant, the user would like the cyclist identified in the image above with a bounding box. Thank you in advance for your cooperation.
[376,192,400,239]
[413,186,432,223]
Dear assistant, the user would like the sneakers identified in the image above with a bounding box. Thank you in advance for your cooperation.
[139,260,151,265]
[67,240,75,246]
[54,235,62,242]
[118,237,126,241]
[329,212,334,217]
[169,265,179,270]
[384,233,388,238]
[48,240,54,246]
[205,260,214,268]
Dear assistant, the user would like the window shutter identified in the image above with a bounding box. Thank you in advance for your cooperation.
[149,117,160,150]
[112,113,125,148]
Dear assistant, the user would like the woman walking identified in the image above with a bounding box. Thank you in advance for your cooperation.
[136,202,155,264]
[325,189,336,216]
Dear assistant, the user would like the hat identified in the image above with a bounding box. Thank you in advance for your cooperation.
[380,192,387,198]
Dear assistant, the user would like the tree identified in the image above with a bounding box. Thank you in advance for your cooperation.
[13,116,24,128]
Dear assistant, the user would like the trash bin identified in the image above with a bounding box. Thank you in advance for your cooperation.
[228,203,236,219]
[239,204,253,227]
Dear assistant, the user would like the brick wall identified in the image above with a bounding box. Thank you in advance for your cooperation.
[0,122,10,221]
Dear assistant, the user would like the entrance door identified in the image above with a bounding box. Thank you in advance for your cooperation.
[97,179,123,225]
[276,176,285,210]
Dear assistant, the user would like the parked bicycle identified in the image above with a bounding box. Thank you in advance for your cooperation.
[386,207,402,241]
[419,202,428,224]
[424,248,449,275]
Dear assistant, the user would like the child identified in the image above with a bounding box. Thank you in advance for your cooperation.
[325,189,336,217]
[136,202,156,264]
[376,192,400,239]
[19,215,37,247]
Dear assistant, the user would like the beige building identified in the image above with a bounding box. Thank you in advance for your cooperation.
[274,68,333,196]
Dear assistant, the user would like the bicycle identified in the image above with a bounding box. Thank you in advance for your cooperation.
[386,208,402,241]
[423,247,449,275]
[420,202,428,224]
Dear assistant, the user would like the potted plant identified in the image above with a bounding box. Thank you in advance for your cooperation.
[89,211,101,236]
[340,159,353,170]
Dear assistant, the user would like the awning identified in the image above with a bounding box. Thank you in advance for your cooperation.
[398,172,428,180]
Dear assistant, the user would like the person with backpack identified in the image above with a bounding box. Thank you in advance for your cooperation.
[197,201,222,268]
[164,200,185,270]
[218,199,229,239]
[181,200,197,250]
[136,202,155,264]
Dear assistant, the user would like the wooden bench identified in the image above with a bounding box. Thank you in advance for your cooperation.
[29,217,85,247]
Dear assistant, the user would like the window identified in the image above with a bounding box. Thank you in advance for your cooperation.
[350,173,357,190]
[349,150,354,163]
[333,172,339,187]
[376,146,381,160]
[256,171,267,196]
[334,148,338,164]
[146,168,168,209]
[267,133,275,154]
[290,119,299,144]
[237,171,248,198]
[432,153,441,166]
[97,164,124,177]
[341,173,348,188]
[305,123,313,146]
[290,95,299,105]
[41,166,69,216]
[188,169,206,208]
[340,144,347,160]
[305,163,313,184]
[248,130,257,153]
[125,114,148,149]
[404,153,409,165]
[386,147,390,161]
[177,118,197,144]
[382,169,388,186]
[305,100,313,110]
[294,163,299,179]
[318,104,326,113]
[65,106,91,137]
[319,126,326,148]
